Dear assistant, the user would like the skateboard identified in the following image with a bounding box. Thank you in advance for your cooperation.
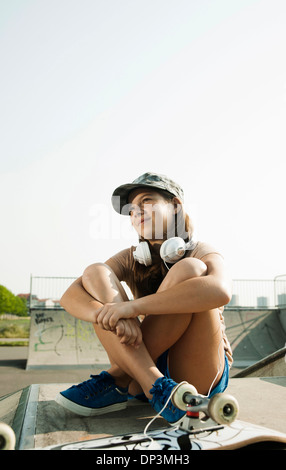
[0,422,16,450]
[43,382,286,450]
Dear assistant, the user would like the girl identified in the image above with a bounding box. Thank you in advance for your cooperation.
[56,172,232,424]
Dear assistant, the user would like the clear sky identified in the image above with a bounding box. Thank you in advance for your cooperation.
[1,0,286,295]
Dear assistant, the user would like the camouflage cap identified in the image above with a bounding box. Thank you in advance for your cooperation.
[111,172,184,214]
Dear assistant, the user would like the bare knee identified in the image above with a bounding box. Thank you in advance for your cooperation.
[177,258,207,278]
[160,257,207,290]
[82,262,110,283]
[82,263,108,295]
[82,263,128,302]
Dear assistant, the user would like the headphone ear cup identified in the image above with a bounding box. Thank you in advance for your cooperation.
[133,242,152,266]
[160,237,186,264]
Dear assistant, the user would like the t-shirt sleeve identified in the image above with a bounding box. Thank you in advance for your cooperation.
[190,241,224,260]
[105,247,135,283]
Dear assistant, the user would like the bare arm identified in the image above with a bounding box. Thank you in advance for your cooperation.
[135,253,232,316]
[60,277,102,323]
[60,253,126,321]
[60,267,142,347]
[95,254,232,329]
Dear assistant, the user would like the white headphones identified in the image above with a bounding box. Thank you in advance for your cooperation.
[133,237,195,267]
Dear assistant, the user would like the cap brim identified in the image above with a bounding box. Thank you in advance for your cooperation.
[111,182,175,214]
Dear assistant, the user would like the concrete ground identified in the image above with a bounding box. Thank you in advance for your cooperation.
[0,347,102,398]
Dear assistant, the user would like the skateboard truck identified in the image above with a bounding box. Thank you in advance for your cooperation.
[172,382,239,433]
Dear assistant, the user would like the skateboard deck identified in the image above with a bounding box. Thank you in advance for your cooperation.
[1,418,286,450]
[42,384,286,451]
[41,420,286,450]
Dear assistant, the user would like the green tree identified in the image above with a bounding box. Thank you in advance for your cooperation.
[0,285,28,316]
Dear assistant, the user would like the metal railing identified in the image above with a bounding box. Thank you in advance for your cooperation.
[29,276,77,309]
[226,277,286,309]
[29,275,286,310]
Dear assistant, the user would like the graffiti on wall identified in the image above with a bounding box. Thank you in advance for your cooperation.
[32,310,96,354]
[27,309,109,368]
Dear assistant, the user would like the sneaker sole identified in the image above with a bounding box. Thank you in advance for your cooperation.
[55,393,127,417]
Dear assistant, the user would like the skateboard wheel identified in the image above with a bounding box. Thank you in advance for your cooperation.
[208,393,239,425]
[0,422,16,450]
[172,382,198,410]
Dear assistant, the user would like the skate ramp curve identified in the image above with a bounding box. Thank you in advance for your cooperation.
[27,308,286,371]
[233,346,286,377]
[223,309,286,368]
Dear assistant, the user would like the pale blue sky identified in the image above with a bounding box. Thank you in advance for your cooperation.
[1,0,286,295]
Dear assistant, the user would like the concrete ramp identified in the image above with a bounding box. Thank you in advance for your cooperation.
[27,309,109,370]
[223,309,286,368]
[233,347,286,378]
[26,308,286,371]
[1,378,285,449]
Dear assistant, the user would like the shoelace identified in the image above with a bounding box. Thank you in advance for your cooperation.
[144,379,186,445]
[150,378,175,409]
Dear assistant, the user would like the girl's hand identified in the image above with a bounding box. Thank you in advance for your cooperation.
[94,301,138,331]
[115,319,142,348]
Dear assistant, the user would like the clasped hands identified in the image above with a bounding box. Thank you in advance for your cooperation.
[94,301,142,349]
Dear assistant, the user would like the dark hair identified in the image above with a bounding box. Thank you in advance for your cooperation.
[132,189,194,295]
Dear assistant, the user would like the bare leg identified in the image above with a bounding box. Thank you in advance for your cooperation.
[82,260,198,393]
[82,258,224,397]
[82,262,129,367]
[82,263,163,398]
[168,308,225,394]
[135,258,225,395]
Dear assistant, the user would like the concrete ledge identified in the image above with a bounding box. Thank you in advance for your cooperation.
[1,377,285,449]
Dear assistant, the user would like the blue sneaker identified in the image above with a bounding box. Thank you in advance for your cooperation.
[56,371,128,416]
[149,377,186,424]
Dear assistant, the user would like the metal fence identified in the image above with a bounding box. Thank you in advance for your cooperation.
[226,276,286,309]
[29,275,286,310]
[274,275,286,308]
[29,276,77,308]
